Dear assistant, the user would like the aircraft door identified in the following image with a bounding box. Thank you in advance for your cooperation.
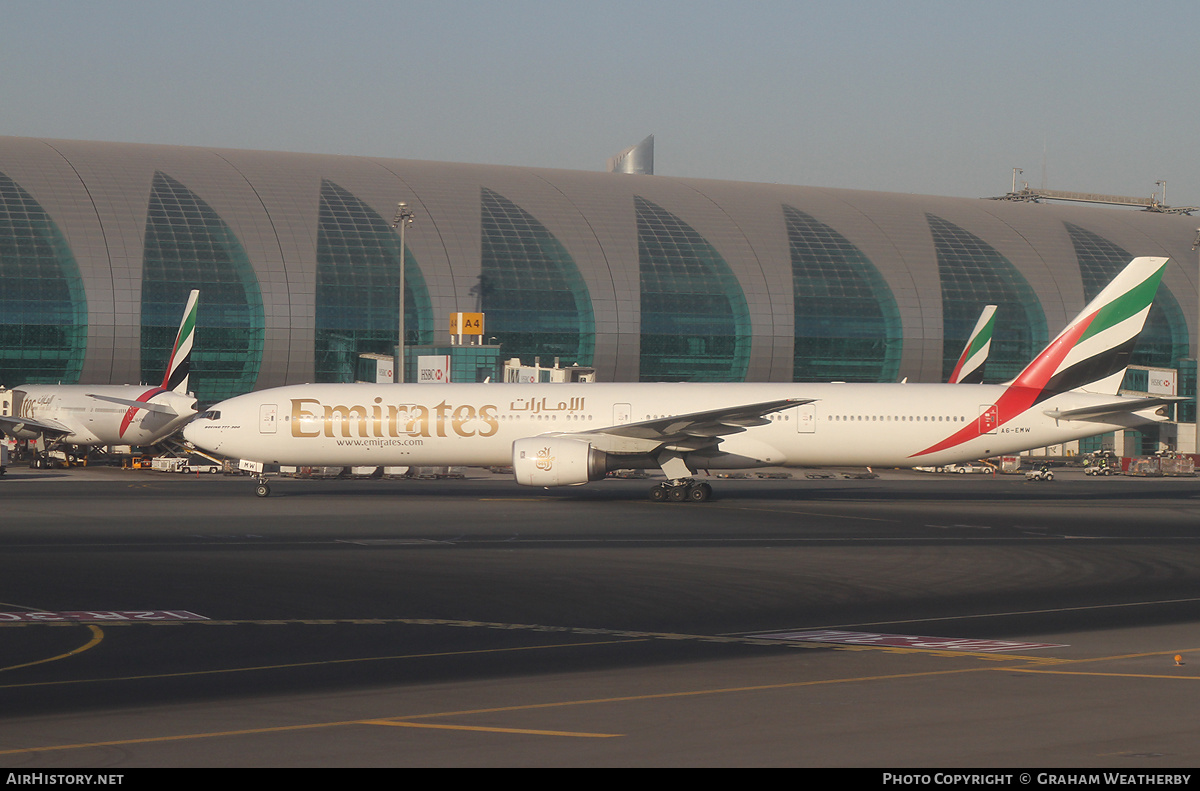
[259,404,278,434]
[8,389,25,418]
[614,403,631,425]
[795,403,815,433]
[978,404,998,434]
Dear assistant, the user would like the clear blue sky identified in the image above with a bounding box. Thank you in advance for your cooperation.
[5,0,1199,205]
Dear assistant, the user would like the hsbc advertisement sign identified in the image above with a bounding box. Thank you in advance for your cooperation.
[418,355,451,384]
[1123,365,1178,397]
[1148,369,1176,396]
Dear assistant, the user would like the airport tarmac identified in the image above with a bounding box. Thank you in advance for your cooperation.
[1,465,1199,767]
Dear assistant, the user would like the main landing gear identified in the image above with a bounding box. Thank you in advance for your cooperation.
[648,479,712,503]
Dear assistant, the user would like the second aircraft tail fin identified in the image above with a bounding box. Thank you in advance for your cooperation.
[949,304,997,384]
[161,289,199,394]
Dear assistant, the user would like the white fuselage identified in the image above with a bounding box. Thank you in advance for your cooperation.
[11,384,198,447]
[183,382,1145,471]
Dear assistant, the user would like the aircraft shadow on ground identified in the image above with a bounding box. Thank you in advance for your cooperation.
[224,474,1198,505]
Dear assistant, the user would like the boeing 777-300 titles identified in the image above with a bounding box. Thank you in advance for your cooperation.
[185,259,1176,501]
[2,290,200,467]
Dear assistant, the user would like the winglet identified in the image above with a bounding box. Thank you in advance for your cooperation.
[949,304,997,384]
[161,290,199,394]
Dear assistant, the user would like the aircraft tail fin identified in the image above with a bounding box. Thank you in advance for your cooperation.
[161,290,199,394]
[910,257,1168,460]
[949,304,997,384]
[1011,256,1167,399]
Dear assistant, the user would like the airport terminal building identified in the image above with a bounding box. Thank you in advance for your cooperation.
[1,135,1197,453]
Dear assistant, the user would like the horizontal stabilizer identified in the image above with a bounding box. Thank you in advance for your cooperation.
[1042,396,1184,421]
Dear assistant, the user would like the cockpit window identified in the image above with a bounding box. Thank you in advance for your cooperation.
[199,410,221,420]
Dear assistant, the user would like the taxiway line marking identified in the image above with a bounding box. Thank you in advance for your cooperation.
[764,643,1067,663]
[1001,668,1200,680]
[799,596,1200,632]
[0,722,356,756]
[702,504,902,522]
[0,666,983,756]
[389,667,989,723]
[1047,647,1200,664]
[0,637,646,691]
[0,625,104,674]
[361,719,620,738]
[987,647,1200,678]
[6,647,1198,756]
[1,616,1073,662]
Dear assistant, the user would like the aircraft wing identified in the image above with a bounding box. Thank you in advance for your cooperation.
[85,393,180,415]
[0,413,74,439]
[1042,396,1185,421]
[563,398,814,453]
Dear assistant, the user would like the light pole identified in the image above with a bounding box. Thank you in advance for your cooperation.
[391,201,414,383]
[1193,228,1200,453]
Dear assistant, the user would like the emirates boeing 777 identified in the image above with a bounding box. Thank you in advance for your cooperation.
[2,291,200,467]
[184,258,1176,501]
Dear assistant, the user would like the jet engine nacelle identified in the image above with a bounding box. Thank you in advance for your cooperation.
[512,436,608,487]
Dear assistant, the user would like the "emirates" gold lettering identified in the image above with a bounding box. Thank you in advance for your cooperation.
[290,398,499,439]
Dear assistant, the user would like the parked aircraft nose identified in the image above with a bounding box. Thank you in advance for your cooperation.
[182,420,202,447]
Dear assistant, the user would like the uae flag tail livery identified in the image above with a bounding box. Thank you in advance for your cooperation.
[949,304,997,384]
[162,289,199,394]
[914,256,1169,458]
[1013,255,1167,399]
[112,288,199,438]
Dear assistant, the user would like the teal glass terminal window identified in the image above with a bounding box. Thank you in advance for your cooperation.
[0,170,86,386]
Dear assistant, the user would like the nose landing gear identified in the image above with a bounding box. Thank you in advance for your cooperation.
[254,476,271,497]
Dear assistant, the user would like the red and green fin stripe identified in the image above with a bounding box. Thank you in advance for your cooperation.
[911,257,1167,459]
